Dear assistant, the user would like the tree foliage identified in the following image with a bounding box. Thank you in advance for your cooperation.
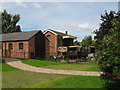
[94,11,119,48]
[81,35,93,46]
[1,10,21,33]
[94,11,120,80]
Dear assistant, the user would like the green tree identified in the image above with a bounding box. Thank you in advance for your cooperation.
[94,11,118,48]
[81,35,93,47]
[94,11,120,80]
[1,10,21,33]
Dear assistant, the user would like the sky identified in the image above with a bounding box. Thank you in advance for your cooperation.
[1,1,119,41]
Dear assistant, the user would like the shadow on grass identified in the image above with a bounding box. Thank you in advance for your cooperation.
[103,80,120,89]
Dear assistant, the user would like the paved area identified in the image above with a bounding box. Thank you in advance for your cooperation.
[3,58,103,76]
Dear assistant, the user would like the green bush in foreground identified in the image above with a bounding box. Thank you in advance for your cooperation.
[94,11,120,80]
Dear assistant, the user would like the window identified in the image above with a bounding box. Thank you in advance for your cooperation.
[19,43,23,49]
[47,35,51,41]
[8,43,13,50]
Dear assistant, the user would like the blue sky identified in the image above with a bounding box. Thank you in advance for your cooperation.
[1,2,118,41]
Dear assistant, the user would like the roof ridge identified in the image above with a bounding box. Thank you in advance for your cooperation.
[1,30,40,35]
[1,30,41,42]
[48,29,67,35]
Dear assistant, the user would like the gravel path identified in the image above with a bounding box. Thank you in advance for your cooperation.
[3,58,103,76]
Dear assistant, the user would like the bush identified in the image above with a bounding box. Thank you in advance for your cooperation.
[96,18,120,80]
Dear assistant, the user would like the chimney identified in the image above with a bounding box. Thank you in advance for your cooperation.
[65,31,68,35]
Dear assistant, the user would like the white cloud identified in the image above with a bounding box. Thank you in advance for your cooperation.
[70,23,94,32]
[14,0,26,7]
[78,23,92,30]
[34,3,41,8]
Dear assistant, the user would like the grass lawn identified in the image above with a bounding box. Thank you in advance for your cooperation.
[2,63,105,88]
[2,63,67,88]
[3,63,119,88]
[22,76,105,88]
[2,70,67,88]
[21,59,101,72]
[2,63,20,71]
[21,59,67,67]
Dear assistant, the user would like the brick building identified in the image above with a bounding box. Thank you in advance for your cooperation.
[44,29,77,56]
[0,30,49,59]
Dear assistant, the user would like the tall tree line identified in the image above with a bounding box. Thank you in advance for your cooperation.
[1,10,21,34]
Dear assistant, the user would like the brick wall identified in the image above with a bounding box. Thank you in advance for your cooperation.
[45,38,49,58]
[1,41,30,58]
[28,36,35,58]
[44,31,58,56]
[1,31,50,59]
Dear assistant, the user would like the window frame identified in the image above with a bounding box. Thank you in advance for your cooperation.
[19,42,24,50]
[8,43,13,50]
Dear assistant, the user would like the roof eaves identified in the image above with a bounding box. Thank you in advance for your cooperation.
[43,30,58,36]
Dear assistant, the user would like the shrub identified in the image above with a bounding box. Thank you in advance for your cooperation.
[97,19,120,80]
[94,11,120,80]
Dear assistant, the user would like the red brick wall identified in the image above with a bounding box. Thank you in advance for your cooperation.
[1,41,30,58]
[28,31,49,59]
[29,36,35,52]
[45,38,49,58]
[44,31,57,56]
[28,36,35,58]
[1,31,50,59]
